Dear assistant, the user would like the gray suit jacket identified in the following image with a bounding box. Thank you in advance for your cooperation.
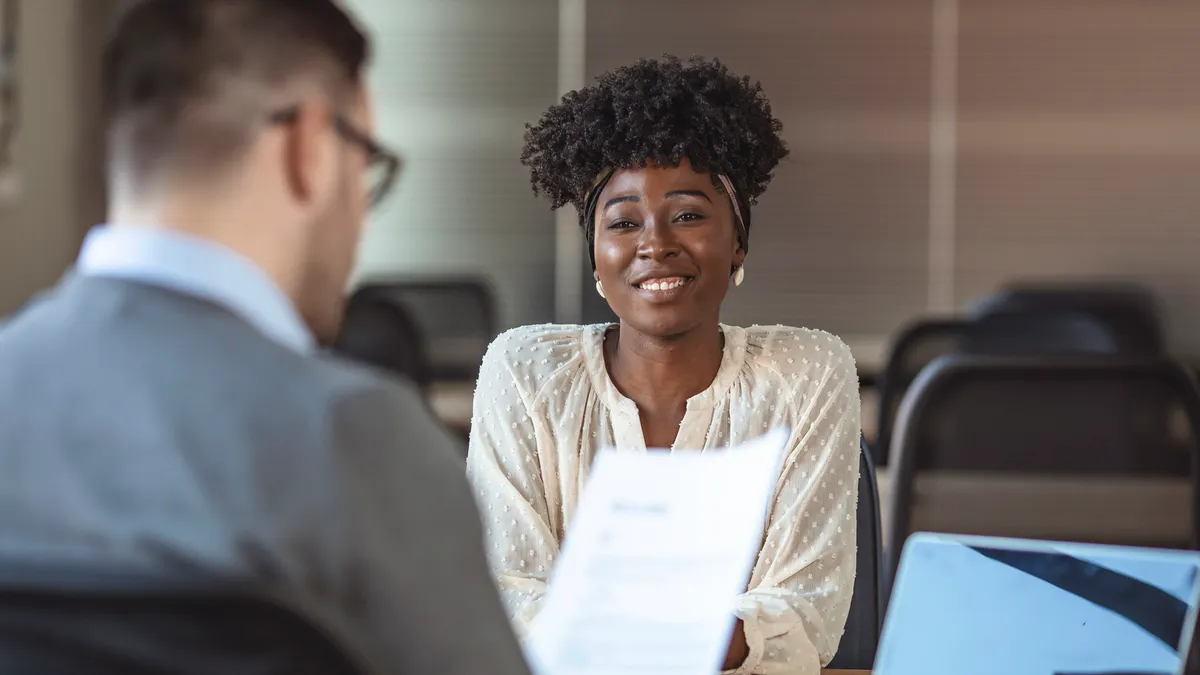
[0,275,530,675]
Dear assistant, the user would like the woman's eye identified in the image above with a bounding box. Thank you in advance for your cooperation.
[607,220,637,230]
[676,212,704,223]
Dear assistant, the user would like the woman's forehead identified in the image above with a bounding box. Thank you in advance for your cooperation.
[603,160,716,198]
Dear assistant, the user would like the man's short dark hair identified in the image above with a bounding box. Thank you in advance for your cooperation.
[103,0,370,186]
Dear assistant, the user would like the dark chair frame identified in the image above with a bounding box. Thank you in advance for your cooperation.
[827,437,885,670]
[885,354,1200,580]
[873,318,967,465]
[0,563,371,675]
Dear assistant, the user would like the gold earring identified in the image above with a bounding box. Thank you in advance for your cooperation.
[733,266,745,287]
[596,280,606,298]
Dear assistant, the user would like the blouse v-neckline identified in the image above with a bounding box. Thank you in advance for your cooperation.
[579,323,749,451]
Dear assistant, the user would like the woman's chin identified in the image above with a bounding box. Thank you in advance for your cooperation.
[621,311,707,341]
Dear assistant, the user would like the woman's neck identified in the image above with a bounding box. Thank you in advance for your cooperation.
[605,321,725,407]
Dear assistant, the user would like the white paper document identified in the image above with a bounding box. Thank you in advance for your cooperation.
[524,427,790,675]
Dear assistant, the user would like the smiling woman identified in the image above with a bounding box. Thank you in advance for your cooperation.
[465,56,862,675]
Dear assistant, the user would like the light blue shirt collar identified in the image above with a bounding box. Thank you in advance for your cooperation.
[76,225,316,354]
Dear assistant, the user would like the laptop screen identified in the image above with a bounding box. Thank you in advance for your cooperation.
[876,534,1200,675]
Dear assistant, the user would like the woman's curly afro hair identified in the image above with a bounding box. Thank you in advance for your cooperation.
[521,55,789,222]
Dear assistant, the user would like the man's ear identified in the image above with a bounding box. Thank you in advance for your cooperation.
[282,99,337,206]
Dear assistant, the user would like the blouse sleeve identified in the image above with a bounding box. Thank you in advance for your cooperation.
[728,334,862,675]
[465,333,560,638]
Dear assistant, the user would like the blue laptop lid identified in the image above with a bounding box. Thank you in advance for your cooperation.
[876,533,1200,675]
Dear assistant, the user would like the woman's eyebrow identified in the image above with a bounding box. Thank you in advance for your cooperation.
[664,190,712,202]
[603,195,639,210]
[604,190,712,210]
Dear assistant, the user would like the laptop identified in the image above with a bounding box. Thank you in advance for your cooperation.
[876,533,1200,675]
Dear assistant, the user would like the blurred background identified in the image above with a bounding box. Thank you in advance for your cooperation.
[7,0,1199,352]
[4,0,1200,556]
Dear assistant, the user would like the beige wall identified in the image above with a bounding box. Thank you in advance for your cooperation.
[953,0,1200,353]
[0,0,108,315]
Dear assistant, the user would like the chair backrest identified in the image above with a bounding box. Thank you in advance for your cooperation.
[958,310,1121,356]
[885,355,1200,577]
[335,289,431,389]
[354,279,497,382]
[826,437,884,670]
[0,563,370,675]
[969,283,1165,354]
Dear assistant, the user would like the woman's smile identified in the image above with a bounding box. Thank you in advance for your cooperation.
[633,275,696,302]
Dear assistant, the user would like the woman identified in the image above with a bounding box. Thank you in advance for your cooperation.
[466,56,861,675]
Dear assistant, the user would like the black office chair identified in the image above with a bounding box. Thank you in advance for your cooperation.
[875,310,1144,466]
[335,289,431,390]
[885,355,1200,579]
[354,278,498,383]
[826,436,884,670]
[0,562,371,675]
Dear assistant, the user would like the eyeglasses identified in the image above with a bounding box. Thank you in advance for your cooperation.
[268,107,402,207]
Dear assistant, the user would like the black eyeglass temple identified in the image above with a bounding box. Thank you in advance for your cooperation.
[267,106,400,206]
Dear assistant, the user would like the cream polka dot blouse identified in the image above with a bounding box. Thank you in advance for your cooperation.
[465,323,861,675]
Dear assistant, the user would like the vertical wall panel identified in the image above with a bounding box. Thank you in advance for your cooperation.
[0,0,102,314]
[344,0,560,328]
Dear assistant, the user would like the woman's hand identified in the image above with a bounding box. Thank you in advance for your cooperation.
[722,619,749,671]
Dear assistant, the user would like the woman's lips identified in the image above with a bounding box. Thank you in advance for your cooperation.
[637,276,690,291]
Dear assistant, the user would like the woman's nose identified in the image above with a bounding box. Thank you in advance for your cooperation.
[636,219,681,259]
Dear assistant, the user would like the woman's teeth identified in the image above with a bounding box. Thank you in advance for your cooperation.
[639,277,688,291]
